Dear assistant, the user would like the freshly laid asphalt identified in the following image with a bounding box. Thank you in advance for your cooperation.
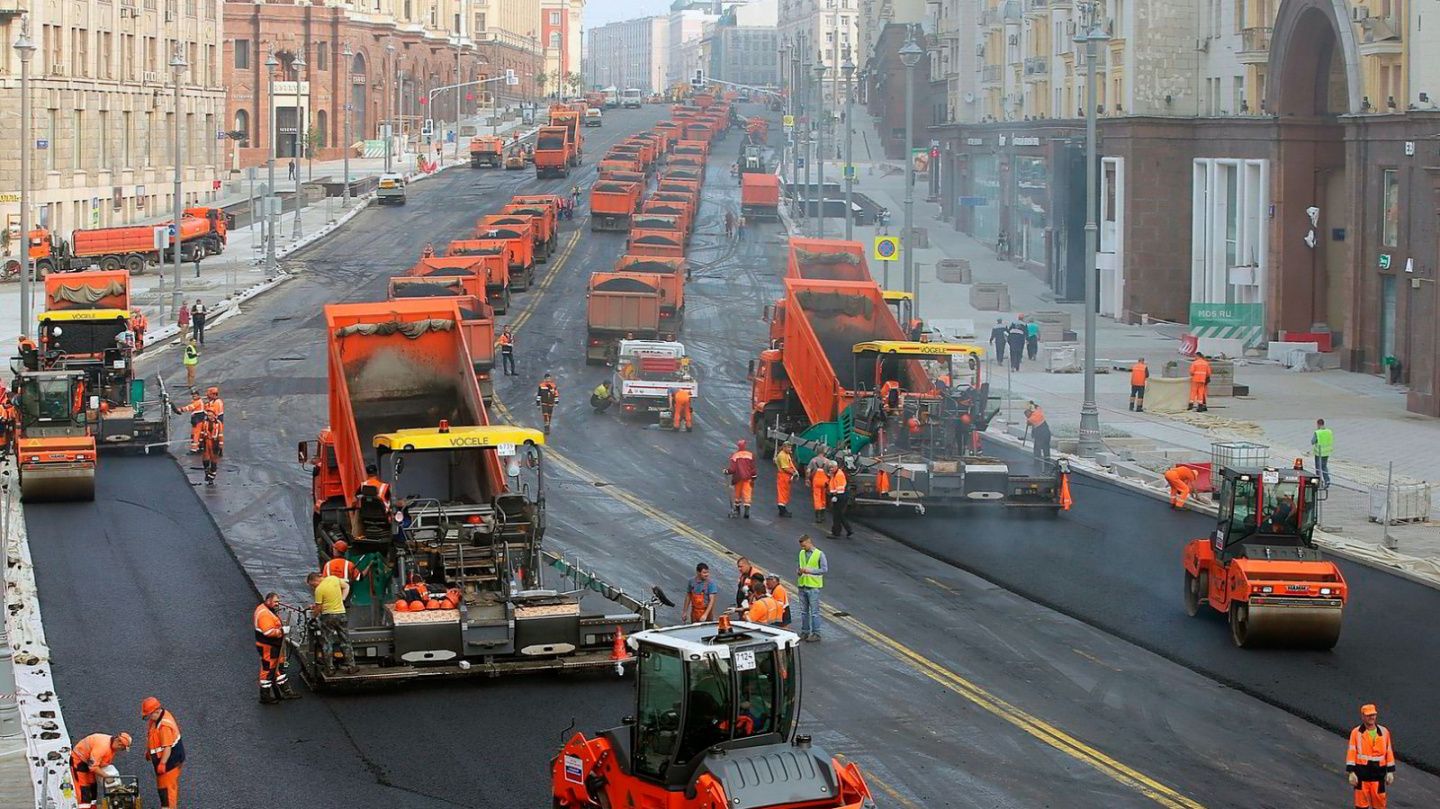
[22,105,1440,808]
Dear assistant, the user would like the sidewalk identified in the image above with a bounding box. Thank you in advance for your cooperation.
[796,113,1440,568]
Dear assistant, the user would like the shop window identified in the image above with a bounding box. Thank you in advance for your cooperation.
[1380,169,1399,247]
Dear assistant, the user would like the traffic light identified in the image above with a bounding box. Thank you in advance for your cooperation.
[691,69,704,89]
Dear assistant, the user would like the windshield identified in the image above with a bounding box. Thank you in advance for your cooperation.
[43,319,127,357]
[18,377,81,424]
[1221,475,1319,545]
[634,646,685,779]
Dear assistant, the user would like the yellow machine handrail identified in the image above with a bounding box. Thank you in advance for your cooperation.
[851,340,985,358]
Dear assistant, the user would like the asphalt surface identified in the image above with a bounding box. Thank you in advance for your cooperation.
[23,105,1440,809]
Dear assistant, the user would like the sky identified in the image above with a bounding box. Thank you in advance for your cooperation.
[584,0,674,30]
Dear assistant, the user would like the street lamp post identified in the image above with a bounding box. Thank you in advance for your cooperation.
[842,57,855,241]
[1076,8,1110,457]
[292,47,307,239]
[790,44,801,191]
[801,53,813,233]
[265,49,279,272]
[14,19,36,338]
[899,28,923,306]
[384,40,396,173]
[341,42,353,208]
[170,46,188,318]
[814,61,827,238]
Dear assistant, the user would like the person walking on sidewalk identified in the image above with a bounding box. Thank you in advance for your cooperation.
[1312,418,1334,488]
[288,159,297,180]
[1025,401,1051,461]
[1007,320,1027,372]
[989,318,1007,366]
[1129,358,1149,412]
[191,299,207,345]
[182,338,199,390]
[795,534,827,641]
[1026,318,1040,360]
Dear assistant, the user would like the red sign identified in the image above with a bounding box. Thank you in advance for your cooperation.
[212,180,221,190]
[419,97,428,105]
[466,93,475,101]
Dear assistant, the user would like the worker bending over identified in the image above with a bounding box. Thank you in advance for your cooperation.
[1025,402,1051,461]
[724,439,758,519]
[1164,464,1198,509]
[1347,703,1396,808]
[536,372,559,434]
[1188,353,1212,412]
[670,386,694,431]
[141,697,185,809]
[69,732,131,808]
[773,442,798,518]
[741,573,784,625]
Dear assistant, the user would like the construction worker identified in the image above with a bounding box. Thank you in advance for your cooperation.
[724,439,758,518]
[764,574,791,628]
[174,387,223,453]
[742,573,783,624]
[879,378,901,414]
[734,557,764,608]
[1025,401,1051,461]
[69,732,131,809]
[130,308,148,353]
[1312,418,1334,488]
[359,463,391,509]
[1188,352,1212,412]
[1129,358,1149,411]
[989,318,1007,366]
[536,372,559,434]
[774,441,798,518]
[323,539,361,586]
[197,412,222,485]
[253,592,299,704]
[684,562,719,623]
[141,697,184,809]
[182,337,198,390]
[796,534,827,642]
[670,385,694,431]
[1164,464,1198,509]
[496,326,516,376]
[307,571,354,673]
[827,459,853,538]
[1347,703,1395,808]
[809,457,831,525]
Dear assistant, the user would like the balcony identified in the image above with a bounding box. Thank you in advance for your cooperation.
[981,64,1003,85]
[1237,26,1271,65]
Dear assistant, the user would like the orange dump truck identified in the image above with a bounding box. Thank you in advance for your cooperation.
[586,273,664,364]
[469,135,505,168]
[590,181,644,232]
[490,209,555,264]
[630,213,687,246]
[436,247,513,313]
[787,237,871,281]
[598,168,646,186]
[614,254,686,330]
[742,174,782,221]
[550,106,584,162]
[640,199,693,236]
[501,202,559,261]
[474,217,538,289]
[534,126,574,178]
[627,229,685,259]
[672,140,709,159]
[15,211,228,276]
[387,278,496,403]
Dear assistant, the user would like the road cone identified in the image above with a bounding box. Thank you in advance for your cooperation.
[611,626,627,676]
[1059,473,1073,511]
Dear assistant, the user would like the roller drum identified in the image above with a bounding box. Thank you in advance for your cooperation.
[1230,599,1343,650]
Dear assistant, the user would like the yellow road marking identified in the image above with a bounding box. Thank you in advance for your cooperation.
[487,185,1207,809]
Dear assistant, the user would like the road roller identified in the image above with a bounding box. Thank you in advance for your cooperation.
[1182,463,1346,649]
[12,369,97,502]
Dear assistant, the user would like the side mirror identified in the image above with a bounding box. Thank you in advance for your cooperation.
[761,304,773,323]
[746,359,755,381]
[622,715,636,726]
[296,441,309,464]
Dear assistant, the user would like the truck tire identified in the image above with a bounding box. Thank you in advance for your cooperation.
[35,259,54,277]
[125,255,145,275]
[100,256,123,271]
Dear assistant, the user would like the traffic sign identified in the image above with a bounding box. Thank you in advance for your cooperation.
[844,165,855,179]
[796,157,806,169]
[505,69,519,86]
[782,114,794,128]
[958,196,988,207]
[873,236,900,262]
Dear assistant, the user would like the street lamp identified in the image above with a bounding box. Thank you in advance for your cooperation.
[1075,6,1111,457]
[842,56,855,241]
[14,19,36,337]
[790,42,801,191]
[170,45,188,318]
[341,42,353,208]
[265,48,279,272]
[813,60,827,238]
[801,52,813,232]
[292,46,307,239]
[898,28,923,307]
[384,39,396,173]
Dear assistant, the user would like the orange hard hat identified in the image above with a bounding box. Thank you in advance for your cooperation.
[1361,703,1378,716]
[206,386,219,397]
[140,697,162,717]
[332,540,348,554]
[113,732,132,749]
[394,600,410,612]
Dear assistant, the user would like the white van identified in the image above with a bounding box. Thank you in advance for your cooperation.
[584,108,603,127]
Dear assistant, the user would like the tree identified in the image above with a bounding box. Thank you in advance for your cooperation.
[535,71,548,99]
[565,72,583,96]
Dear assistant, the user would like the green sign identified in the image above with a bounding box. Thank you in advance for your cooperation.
[1379,253,1392,270]
[1189,302,1265,348]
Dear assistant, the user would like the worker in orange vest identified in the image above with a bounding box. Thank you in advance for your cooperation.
[1347,703,1396,808]
[1129,358,1149,412]
[536,372,559,434]
[254,592,300,704]
[130,308,149,353]
[1025,402,1051,461]
[670,386,694,431]
[69,732,131,808]
[173,386,224,453]
[774,441,798,518]
[765,574,791,629]
[141,697,185,809]
[1188,353,1212,412]
[809,458,830,525]
[683,562,719,623]
[879,379,901,414]
[827,459,853,538]
[197,412,222,485]
[741,573,784,624]
[496,326,516,376]
[322,540,361,584]
[724,439,758,518]
[1163,464,1198,509]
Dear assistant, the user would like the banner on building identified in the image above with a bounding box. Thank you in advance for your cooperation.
[1188,302,1265,349]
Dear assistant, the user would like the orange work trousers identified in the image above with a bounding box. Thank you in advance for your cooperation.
[731,479,753,506]
[812,480,827,512]
[1354,778,1388,808]
[673,401,692,429]
[1163,470,1191,508]
[155,765,181,808]
[1189,379,1208,406]
[776,472,792,506]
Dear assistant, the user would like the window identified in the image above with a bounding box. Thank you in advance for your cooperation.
[98,111,109,169]
[1380,169,1399,247]
[550,32,561,47]
[123,111,133,167]
[550,11,561,24]
[317,41,329,71]
[475,12,486,31]
[75,109,85,170]
[633,647,684,779]
[315,110,328,148]
[235,39,250,70]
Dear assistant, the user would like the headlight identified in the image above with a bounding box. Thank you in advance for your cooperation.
[1261,586,1273,594]
[1320,587,1332,596]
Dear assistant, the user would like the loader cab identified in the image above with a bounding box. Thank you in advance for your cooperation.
[1213,466,1321,558]
[14,370,90,435]
[882,290,915,327]
[626,621,801,787]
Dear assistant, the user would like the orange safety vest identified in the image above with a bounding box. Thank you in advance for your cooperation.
[253,603,284,646]
[1347,725,1395,772]
[1130,362,1148,386]
[672,387,692,407]
[828,469,848,495]
[146,710,184,766]
[1026,408,1046,427]
[497,332,514,348]
[323,557,360,582]
[538,381,559,405]
[204,397,225,418]
[746,594,784,625]
[360,476,391,504]
[1190,357,1211,382]
[72,734,118,771]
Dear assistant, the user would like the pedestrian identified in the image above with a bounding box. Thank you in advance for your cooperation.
[1006,320,1026,372]
[253,592,299,704]
[307,571,354,673]
[808,455,830,525]
[190,299,207,345]
[69,732,132,808]
[724,438,758,518]
[826,459,853,538]
[795,534,827,642]
[724,211,735,240]
[737,214,747,241]
[1026,318,1040,360]
[1188,352,1212,412]
[1129,358,1149,412]
[774,441,798,518]
[496,326,516,375]
[535,372,559,434]
[1347,703,1395,808]
[182,337,198,390]
[141,697,185,809]
[1312,418,1334,488]
[1164,464,1197,509]
[683,562,719,623]
[177,303,190,336]
[989,318,1007,366]
[287,158,296,180]
[1025,401,1051,461]
[765,574,791,629]
[734,557,763,608]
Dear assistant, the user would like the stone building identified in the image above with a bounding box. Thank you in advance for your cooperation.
[585,16,669,94]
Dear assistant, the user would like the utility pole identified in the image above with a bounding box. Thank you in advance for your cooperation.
[265,48,279,272]
[341,42,353,208]
[814,60,827,238]
[802,52,813,233]
[14,19,36,337]
[170,46,188,319]
[842,56,855,241]
[1076,4,1110,457]
[899,28,922,303]
[292,47,308,239]
[384,40,396,173]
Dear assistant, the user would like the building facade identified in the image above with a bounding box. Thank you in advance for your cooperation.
[779,0,860,119]
[541,0,585,93]
[0,4,227,240]
[585,16,668,94]
[668,3,718,88]
[707,0,780,90]
[223,0,541,169]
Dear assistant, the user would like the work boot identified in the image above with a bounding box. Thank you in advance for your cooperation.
[1136,405,1143,413]
[742,505,750,519]
[259,685,279,705]
[778,505,791,518]
[686,425,693,432]
[813,512,824,524]
[730,505,741,518]
[1128,402,1135,411]
[278,681,303,700]
[1197,403,1207,413]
